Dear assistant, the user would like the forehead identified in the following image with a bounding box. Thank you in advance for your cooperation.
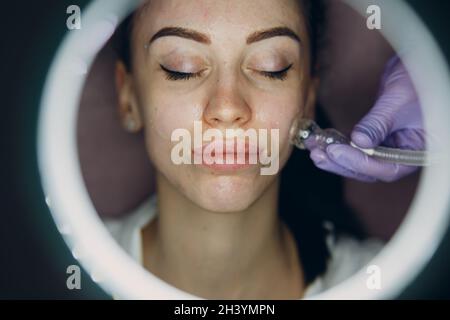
[133,0,306,41]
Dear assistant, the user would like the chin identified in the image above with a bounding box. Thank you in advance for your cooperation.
[188,174,272,213]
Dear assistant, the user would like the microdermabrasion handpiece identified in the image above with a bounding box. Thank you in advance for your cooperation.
[290,119,429,167]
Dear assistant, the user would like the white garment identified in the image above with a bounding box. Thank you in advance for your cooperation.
[102,196,383,298]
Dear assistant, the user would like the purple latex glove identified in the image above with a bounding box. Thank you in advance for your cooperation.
[310,56,425,182]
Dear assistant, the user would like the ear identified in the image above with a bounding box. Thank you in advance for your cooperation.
[303,76,320,120]
[115,61,143,133]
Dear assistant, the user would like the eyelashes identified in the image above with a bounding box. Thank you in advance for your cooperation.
[160,65,203,81]
[159,64,293,81]
[259,64,293,81]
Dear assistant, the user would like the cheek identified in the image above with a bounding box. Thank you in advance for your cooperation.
[254,92,303,146]
[138,87,204,167]
[133,60,204,141]
[144,94,203,142]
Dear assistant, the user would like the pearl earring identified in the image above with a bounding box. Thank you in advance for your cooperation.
[126,118,137,131]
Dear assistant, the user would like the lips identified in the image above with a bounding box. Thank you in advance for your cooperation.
[192,139,262,170]
[193,140,259,156]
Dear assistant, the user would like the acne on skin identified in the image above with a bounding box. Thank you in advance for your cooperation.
[137,34,306,180]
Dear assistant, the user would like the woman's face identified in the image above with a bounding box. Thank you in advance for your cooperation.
[117,0,317,212]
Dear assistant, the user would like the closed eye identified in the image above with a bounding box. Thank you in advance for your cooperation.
[258,64,293,81]
[160,64,293,81]
[160,64,204,81]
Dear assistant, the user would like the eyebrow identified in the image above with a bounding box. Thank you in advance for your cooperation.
[147,26,301,46]
[246,27,301,45]
[149,27,211,45]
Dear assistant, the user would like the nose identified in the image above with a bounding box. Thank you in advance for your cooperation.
[203,81,251,129]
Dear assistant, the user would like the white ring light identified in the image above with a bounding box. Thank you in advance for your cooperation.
[38,0,450,299]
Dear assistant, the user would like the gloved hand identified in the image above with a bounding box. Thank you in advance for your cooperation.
[309,56,426,182]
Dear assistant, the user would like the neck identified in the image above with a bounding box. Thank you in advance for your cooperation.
[142,172,304,299]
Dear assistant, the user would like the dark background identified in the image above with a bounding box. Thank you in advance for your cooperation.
[1,0,450,299]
